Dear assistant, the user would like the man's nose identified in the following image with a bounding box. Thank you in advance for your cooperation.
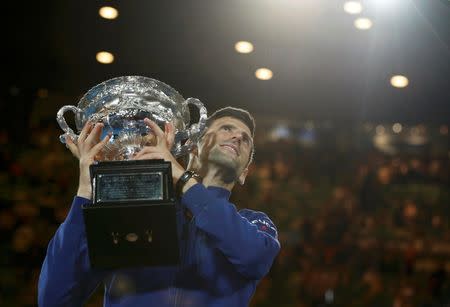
[230,131,243,142]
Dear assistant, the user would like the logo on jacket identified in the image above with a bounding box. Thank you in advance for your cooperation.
[251,219,277,238]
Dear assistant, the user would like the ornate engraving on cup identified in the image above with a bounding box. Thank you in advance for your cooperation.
[56,76,207,160]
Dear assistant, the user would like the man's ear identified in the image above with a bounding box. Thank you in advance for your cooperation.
[238,168,249,185]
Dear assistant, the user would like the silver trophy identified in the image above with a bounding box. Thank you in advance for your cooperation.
[55,76,208,269]
[57,75,207,160]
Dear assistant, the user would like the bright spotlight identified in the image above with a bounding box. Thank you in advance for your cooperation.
[354,18,373,30]
[255,68,273,80]
[344,2,363,14]
[99,6,119,20]
[390,75,409,88]
[96,51,114,64]
[235,41,254,54]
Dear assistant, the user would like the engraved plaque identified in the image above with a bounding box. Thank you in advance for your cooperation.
[96,172,163,203]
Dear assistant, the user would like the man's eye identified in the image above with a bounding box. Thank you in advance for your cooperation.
[222,126,231,131]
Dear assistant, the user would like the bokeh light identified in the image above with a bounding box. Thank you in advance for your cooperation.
[354,18,373,30]
[255,68,273,80]
[235,41,254,54]
[99,6,119,20]
[375,125,385,135]
[390,75,409,88]
[344,1,363,14]
[392,123,402,133]
[96,51,115,64]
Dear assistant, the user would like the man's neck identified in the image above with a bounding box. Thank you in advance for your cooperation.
[197,165,236,191]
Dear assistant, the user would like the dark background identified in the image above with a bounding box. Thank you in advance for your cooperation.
[0,1,449,306]
[3,0,450,124]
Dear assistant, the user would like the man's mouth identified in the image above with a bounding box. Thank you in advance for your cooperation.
[220,144,239,156]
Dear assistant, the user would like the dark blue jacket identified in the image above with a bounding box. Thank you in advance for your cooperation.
[38,184,280,306]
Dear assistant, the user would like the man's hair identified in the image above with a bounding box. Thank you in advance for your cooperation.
[203,107,255,165]
[205,107,255,138]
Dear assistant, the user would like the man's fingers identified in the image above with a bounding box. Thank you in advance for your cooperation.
[65,135,80,158]
[79,121,93,142]
[90,134,111,157]
[144,119,165,142]
[134,146,161,159]
[65,134,74,145]
[165,122,175,149]
[203,133,216,151]
[134,153,164,161]
[85,123,104,145]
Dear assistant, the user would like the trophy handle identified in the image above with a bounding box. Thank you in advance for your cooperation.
[56,105,83,144]
[173,98,208,157]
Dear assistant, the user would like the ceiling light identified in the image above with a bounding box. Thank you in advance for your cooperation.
[235,41,254,54]
[390,75,409,88]
[255,68,273,80]
[99,6,119,20]
[96,51,114,64]
[392,123,402,133]
[354,18,373,30]
[344,2,363,14]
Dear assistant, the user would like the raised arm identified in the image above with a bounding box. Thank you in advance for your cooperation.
[39,122,110,306]
[133,119,280,279]
[181,184,280,280]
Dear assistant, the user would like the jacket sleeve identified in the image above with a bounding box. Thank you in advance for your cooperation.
[180,184,281,280]
[38,196,106,307]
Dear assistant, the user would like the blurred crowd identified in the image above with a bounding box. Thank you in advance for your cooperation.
[0,119,448,306]
[239,138,449,307]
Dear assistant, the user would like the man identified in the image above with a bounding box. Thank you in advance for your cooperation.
[38,107,280,307]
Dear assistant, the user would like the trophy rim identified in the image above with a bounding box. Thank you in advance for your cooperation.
[72,76,190,129]
[77,75,187,110]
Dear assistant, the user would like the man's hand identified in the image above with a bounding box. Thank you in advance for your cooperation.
[133,119,185,184]
[65,121,110,199]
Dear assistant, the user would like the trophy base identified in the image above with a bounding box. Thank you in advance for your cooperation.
[84,159,179,269]
[83,202,179,269]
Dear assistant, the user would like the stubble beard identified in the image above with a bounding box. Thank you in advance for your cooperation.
[207,147,241,184]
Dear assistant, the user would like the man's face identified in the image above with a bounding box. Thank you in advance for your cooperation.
[196,116,253,182]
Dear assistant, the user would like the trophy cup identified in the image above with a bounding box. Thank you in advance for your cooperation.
[56,76,207,269]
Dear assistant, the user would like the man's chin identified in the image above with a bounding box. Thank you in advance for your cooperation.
[208,151,240,182]
[211,157,238,171]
